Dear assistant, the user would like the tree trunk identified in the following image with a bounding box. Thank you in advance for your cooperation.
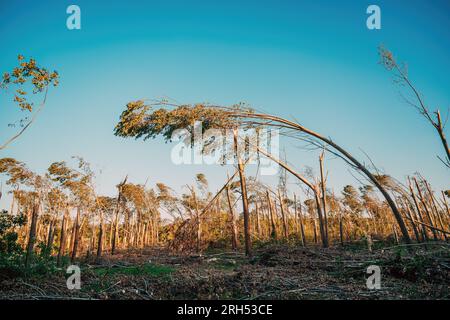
[314,188,328,248]
[424,181,448,241]
[339,213,344,246]
[191,189,202,253]
[409,179,429,242]
[46,217,56,252]
[256,144,327,246]
[57,210,67,267]
[233,128,252,256]
[402,200,421,242]
[278,189,289,240]
[435,110,450,167]
[413,177,438,240]
[96,210,104,262]
[226,184,239,251]
[266,191,277,239]
[112,177,127,255]
[319,151,329,243]
[71,207,81,263]
[312,218,318,244]
[255,201,261,238]
[25,201,39,268]
[111,209,119,255]
[294,194,306,246]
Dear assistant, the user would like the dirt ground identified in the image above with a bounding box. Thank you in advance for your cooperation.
[1,243,449,300]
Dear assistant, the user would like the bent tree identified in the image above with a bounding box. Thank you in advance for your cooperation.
[114,100,412,245]
[0,55,59,151]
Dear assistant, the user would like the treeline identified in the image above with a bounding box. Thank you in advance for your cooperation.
[0,157,161,270]
[1,156,449,271]
[0,48,449,271]
[168,171,450,254]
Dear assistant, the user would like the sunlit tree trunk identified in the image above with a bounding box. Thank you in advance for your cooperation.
[314,188,328,248]
[233,128,252,256]
[25,200,39,268]
[278,190,289,239]
[409,179,429,241]
[413,177,438,240]
[424,181,447,241]
[96,210,104,262]
[442,191,450,218]
[191,188,202,253]
[402,200,421,242]
[294,194,306,247]
[225,184,239,251]
[57,211,67,267]
[255,201,261,238]
[319,151,329,243]
[71,206,81,262]
[46,215,56,252]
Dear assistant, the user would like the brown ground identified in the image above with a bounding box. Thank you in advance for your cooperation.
[1,243,449,300]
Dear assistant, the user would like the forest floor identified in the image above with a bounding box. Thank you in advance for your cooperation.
[0,242,449,300]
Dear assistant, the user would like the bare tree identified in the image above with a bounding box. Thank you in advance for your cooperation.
[379,46,450,168]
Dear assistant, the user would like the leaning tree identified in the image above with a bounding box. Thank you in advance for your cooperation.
[0,55,59,151]
[114,100,412,245]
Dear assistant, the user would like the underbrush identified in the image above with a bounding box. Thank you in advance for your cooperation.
[383,245,450,283]
[0,210,70,280]
[93,263,175,277]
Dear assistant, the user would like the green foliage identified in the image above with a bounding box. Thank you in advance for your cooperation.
[384,248,449,283]
[26,241,59,276]
[0,210,26,279]
[94,263,175,277]
[1,54,59,112]
[0,211,61,279]
[0,210,26,254]
[114,101,243,142]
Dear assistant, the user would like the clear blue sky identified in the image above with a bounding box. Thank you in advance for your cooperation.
[0,0,449,210]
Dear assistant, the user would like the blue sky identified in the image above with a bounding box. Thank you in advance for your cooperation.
[0,0,449,209]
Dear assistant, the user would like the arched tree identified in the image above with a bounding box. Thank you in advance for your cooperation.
[114,100,412,245]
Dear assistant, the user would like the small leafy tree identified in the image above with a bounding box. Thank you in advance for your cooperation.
[0,55,59,150]
[0,210,26,278]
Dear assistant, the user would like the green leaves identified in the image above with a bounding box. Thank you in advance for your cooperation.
[114,101,237,142]
[1,54,59,112]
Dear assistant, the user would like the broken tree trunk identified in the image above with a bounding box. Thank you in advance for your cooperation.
[319,151,329,244]
[233,128,252,256]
